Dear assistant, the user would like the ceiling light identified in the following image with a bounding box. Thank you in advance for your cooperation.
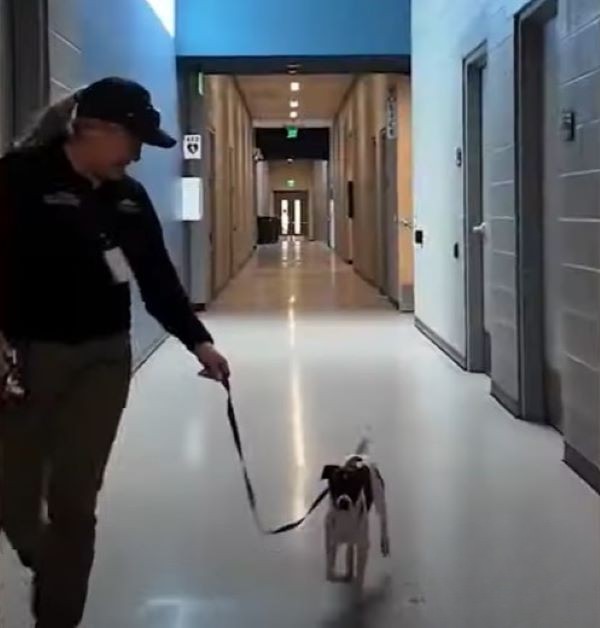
[290,81,300,92]
[290,111,298,119]
[290,100,299,108]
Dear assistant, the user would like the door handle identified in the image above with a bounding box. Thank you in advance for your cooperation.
[472,222,487,235]
[399,219,413,228]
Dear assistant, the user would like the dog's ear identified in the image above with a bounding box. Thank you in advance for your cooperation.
[321,465,339,481]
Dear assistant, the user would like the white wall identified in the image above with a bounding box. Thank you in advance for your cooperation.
[413,0,600,485]
[413,0,530,401]
[413,0,516,373]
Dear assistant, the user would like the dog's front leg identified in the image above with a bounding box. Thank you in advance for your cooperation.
[355,541,369,590]
[325,518,337,581]
[344,544,355,582]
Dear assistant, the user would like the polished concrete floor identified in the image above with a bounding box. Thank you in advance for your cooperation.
[2,241,599,627]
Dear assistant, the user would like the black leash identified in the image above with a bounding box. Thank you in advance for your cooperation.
[222,379,330,535]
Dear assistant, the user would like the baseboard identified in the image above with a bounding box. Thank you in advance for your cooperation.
[415,317,467,370]
[353,266,380,292]
[389,296,400,310]
[491,382,521,418]
[400,285,415,312]
[133,334,168,372]
[389,288,414,312]
[564,444,600,495]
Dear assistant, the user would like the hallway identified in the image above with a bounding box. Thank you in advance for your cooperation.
[3,243,600,627]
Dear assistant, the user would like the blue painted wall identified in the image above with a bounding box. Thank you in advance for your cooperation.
[78,0,184,362]
[176,0,411,57]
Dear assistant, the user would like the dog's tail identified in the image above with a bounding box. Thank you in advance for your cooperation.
[355,428,372,456]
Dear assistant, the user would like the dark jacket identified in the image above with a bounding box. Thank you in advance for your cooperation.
[0,142,212,350]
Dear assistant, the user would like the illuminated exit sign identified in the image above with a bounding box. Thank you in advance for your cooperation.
[287,126,298,139]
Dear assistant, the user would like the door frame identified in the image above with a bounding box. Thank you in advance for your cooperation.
[207,129,218,295]
[228,145,235,275]
[377,128,388,295]
[380,126,402,307]
[463,42,489,373]
[10,0,48,136]
[0,0,13,150]
[345,127,355,263]
[515,0,559,422]
[0,0,48,146]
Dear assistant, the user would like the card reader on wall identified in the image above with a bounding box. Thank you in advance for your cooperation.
[415,229,424,245]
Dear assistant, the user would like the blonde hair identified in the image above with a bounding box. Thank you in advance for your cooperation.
[13,90,82,151]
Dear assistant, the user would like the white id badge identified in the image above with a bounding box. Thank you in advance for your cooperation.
[104,247,133,284]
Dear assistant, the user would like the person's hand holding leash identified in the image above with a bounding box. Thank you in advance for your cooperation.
[195,342,230,382]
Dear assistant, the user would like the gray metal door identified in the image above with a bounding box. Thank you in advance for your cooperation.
[464,47,490,374]
[378,131,389,293]
[481,64,492,375]
[542,16,562,430]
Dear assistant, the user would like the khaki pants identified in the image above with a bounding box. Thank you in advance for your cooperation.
[0,336,131,627]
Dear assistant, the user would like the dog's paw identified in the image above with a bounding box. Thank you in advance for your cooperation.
[352,579,366,599]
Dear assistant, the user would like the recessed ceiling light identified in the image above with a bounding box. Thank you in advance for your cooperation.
[290,81,300,92]
[290,100,299,108]
[290,111,298,119]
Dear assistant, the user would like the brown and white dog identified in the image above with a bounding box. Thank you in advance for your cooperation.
[321,448,390,589]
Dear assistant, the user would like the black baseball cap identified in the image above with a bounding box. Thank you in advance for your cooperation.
[75,77,177,149]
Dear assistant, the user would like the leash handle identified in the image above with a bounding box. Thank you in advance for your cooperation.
[221,379,329,536]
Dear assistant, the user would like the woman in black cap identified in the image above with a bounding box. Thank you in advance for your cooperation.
[0,77,229,627]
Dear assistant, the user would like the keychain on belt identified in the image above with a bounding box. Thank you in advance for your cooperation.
[0,339,26,406]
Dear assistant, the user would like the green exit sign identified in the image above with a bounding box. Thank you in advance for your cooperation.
[287,126,298,139]
[287,179,296,188]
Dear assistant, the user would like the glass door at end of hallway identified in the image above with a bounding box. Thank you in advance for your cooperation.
[274,191,309,238]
